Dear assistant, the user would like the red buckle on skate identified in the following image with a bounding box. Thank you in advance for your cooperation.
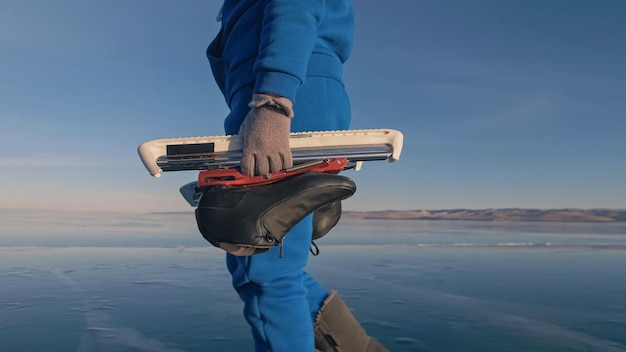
[197,158,348,188]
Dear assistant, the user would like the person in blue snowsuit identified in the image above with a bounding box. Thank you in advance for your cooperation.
[207,1,387,351]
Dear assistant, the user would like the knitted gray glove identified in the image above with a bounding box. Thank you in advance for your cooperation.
[239,94,294,177]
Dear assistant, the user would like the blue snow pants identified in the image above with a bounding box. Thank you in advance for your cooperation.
[223,76,351,352]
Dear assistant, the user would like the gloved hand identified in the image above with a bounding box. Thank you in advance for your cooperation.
[239,93,294,176]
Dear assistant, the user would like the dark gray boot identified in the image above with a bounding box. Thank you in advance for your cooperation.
[314,291,389,352]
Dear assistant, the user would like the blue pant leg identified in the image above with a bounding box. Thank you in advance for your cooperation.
[227,217,317,351]
[303,272,329,321]
[225,77,351,351]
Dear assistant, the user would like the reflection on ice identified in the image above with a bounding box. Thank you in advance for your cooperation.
[0,214,625,351]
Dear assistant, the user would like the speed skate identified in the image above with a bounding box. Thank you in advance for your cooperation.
[137,129,404,255]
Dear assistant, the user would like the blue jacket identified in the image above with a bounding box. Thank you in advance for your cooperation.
[207,0,354,106]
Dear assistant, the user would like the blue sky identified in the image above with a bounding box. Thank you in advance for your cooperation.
[1,0,625,213]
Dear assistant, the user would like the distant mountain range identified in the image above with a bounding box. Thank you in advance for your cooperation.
[342,208,626,222]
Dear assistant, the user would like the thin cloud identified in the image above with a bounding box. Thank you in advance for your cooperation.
[0,156,91,167]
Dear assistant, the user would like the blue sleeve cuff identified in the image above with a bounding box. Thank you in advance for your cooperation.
[254,70,302,103]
